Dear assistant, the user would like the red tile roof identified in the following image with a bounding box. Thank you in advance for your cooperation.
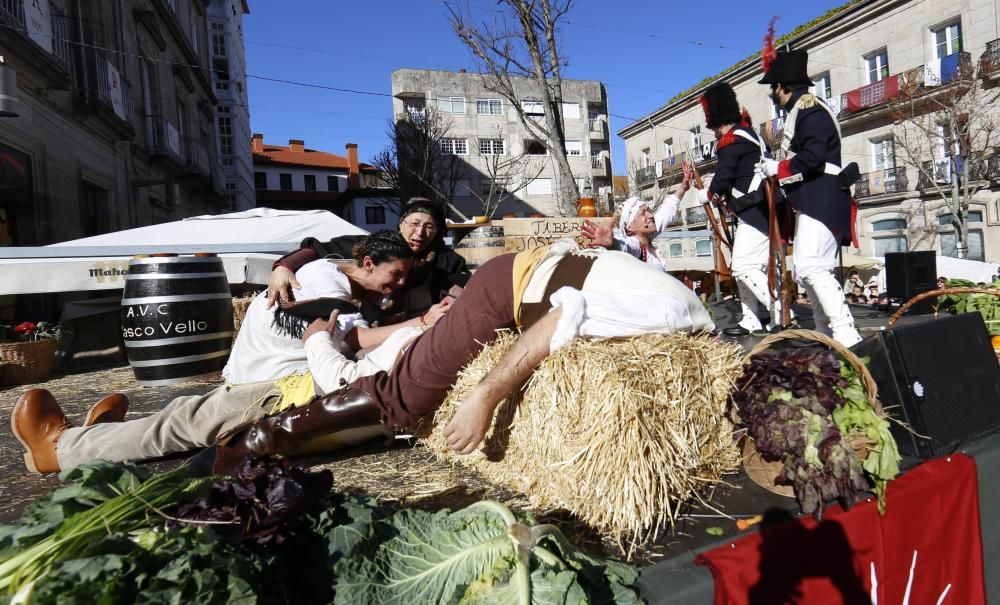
[253,144,376,171]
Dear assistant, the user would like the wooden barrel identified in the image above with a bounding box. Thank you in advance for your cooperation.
[454,226,506,269]
[120,254,234,386]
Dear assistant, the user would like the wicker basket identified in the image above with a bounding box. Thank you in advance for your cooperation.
[740,329,883,498]
[0,338,59,386]
[887,287,1000,364]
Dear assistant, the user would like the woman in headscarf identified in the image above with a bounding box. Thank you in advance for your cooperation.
[267,197,471,324]
[581,177,691,271]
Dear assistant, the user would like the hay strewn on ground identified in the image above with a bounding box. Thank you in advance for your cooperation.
[231,292,260,340]
[423,331,745,551]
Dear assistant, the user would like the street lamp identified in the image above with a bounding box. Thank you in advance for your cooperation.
[0,56,20,118]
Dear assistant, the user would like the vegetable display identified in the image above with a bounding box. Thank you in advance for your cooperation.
[732,349,900,518]
[0,457,640,604]
[937,277,1000,336]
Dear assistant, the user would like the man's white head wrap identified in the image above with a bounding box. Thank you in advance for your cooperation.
[618,196,646,234]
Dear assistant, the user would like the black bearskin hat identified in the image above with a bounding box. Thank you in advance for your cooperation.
[700,82,742,130]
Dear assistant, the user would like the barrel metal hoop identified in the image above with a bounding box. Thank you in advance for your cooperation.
[128,257,225,265]
[128,350,231,367]
[121,293,232,305]
[123,331,235,348]
[125,272,228,281]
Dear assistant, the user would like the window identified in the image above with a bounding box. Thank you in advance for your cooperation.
[479,138,505,155]
[561,102,580,120]
[440,138,468,155]
[695,239,712,257]
[403,99,425,115]
[668,241,683,258]
[933,22,962,59]
[641,148,651,168]
[866,49,889,83]
[564,140,582,156]
[365,206,386,225]
[480,180,508,196]
[327,175,339,192]
[254,172,267,189]
[80,182,111,237]
[691,127,702,160]
[211,22,226,57]
[454,179,472,197]
[941,230,984,260]
[935,123,957,159]
[476,99,502,115]
[871,218,907,256]
[436,96,465,114]
[223,183,237,209]
[521,100,544,120]
[304,174,316,191]
[525,140,547,155]
[813,73,832,100]
[217,114,233,157]
[279,173,292,191]
[938,210,983,225]
[871,138,895,171]
[525,178,552,195]
[664,138,674,159]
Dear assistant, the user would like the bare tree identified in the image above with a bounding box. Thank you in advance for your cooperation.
[448,0,580,216]
[890,56,1000,259]
[370,107,472,219]
[470,134,545,218]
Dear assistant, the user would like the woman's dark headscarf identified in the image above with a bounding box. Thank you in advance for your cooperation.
[399,196,447,244]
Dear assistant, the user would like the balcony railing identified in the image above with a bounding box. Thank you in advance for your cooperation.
[839,52,971,118]
[146,116,184,165]
[855,166,909,198]
[184,139,211,178]
[657,158,682,180]
[919,154,1000,190]
[759,118,785,151]
[666,211,684,228]
[76,48,135,129]
[0,0,72,74]
[981,39,1000,79]
[590,155,608,176]
[916,159,952,191]
[685,206,707,226]
[636,165,656,184]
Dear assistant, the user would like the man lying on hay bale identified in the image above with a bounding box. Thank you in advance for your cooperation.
[13,241,714,475]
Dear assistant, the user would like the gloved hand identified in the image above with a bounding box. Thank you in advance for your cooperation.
[756,158,780,178]
[695,188,709,204]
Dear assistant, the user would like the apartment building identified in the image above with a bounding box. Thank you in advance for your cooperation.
[0,0,228,248]
[391,69,612,218]
[251,134,388,229]
[207,0,253,211]
[619,0,1000,264]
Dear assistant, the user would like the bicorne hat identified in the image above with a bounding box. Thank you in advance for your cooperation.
[758,49,811,86]
[700,82,742,129]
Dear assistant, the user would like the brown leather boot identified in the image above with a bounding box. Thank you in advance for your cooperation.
[83,394,129,426]
[10,389,72,474]
[212,387,384,474]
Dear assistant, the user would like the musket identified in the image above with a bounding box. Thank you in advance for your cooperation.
[764,176,792,327]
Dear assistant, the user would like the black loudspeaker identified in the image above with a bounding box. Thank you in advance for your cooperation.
[851,313,1000,458]
[884,251,937,314]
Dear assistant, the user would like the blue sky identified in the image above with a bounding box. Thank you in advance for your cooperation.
[244,0,844,175]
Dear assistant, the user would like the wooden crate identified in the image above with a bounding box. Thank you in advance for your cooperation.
[501,217,613,253]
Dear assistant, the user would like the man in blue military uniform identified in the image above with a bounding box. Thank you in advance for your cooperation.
[756,49,861,346]
[696,81,792,336]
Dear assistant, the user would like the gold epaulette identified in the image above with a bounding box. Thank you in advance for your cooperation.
[796,93,818,109]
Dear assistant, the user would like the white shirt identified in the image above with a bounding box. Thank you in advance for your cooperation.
[222,259,367,384]
[615,193,681,272]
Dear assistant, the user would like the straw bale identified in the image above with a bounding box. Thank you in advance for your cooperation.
[231,293,259,341]
[423,331,745,551]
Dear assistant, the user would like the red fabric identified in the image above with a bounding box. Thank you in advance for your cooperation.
[777,159,793,181]
[845,75,900,112]
[716,130,737,150]
[695,455,985,605]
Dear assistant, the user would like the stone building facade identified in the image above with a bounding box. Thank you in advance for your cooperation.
[0,0,228,249]
[391,68,612,218]
[619,0,1000,265]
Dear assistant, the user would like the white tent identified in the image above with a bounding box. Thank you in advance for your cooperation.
[0,208,367,295]
[874,254,1000,289]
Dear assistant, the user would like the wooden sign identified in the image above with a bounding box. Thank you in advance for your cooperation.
[501,217,613,253]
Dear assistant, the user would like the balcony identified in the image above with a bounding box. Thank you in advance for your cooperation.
[588,117,607,141]
[919,154,1000,190]
[665,211,684,228]
[657,158,683,181]
[916,159,953,191]
[590,154,609,177]
[183,139,211,179]
[855,166,909,199]
[146,116,185,167]
[685,206,708,226]
[981,39,1000,80]
[75,48,135,132]
[0,0,73,81]
[838,52,971,121]
[636,164,656,185]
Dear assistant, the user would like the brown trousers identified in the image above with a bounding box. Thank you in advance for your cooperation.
[352,252,517,427]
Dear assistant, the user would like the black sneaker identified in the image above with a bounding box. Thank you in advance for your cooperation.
[722,326,751,337]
